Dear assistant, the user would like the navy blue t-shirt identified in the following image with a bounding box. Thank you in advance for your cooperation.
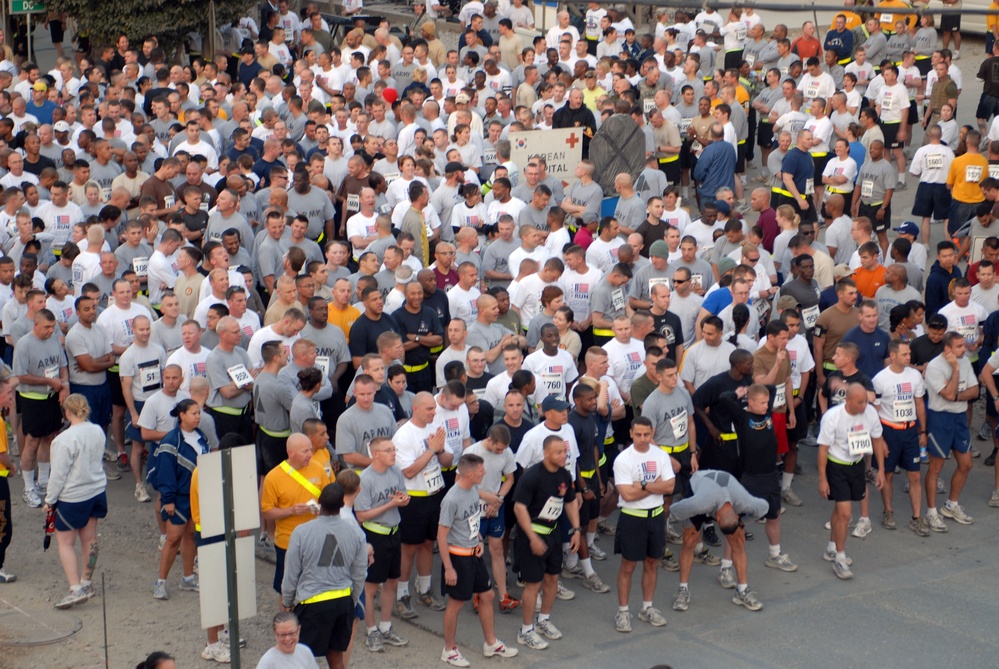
[781,147,814,195]
[841,325,891,380]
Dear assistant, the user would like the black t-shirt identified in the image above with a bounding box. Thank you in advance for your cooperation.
[567,410,599,471]
[634,220,666,256]
[347,313,401,360]
[910,334,945,368]
[391,306,443,367]
[423,290,451,333]
[24,154,56,176]
[182,209,209,234]
[513,461,577,531]
[652,310,684,361]
[466,372,493,395]
[497,417,534,454]
[692,371,751,474]
[720,389,777,476]
[821,369,873,406]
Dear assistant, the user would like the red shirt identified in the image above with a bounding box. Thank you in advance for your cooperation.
[435,266,459,291]
[574,226,594,249]
[791,36,822,62]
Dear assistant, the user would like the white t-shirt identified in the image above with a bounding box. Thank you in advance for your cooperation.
[166,345,212,391]
[523,348,579,402]
[817,403,883,464]
[613,444,675,509]
[515,421,579,473]
[872,365,925,425]
[602,336,646,394]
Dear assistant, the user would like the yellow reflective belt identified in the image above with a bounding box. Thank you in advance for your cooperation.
[738,139,746,145]
[621,505,664,518]
[212,405,247,416]
[362,521,398,535]
[430,345,443,354]
[531,523,554,535]
[0,468,8,477]
[404,362,429,372]
[598,453,608,466]
[838,57,852,65]
[19,391,52,400]
[109,365,120,373]
[408,489,431,497]
[441,465,456,472]
[823,362,837,371]
[195,522,201,532]
[719,432,738,441]
[279,461,322,497]
[580,469,596,478]
[593,328,614,337]
[301,587,351,604]
[810,152,828,158]
[260,427,292,438]
[658,441,689,454]
[827,455,858,466]
[658,155,679,163]
[827,187,852,194]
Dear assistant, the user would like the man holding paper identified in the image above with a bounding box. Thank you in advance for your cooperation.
[206,315,256,443]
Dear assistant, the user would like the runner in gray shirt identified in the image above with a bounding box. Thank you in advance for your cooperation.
[481,232,520,289]
[206,340,253,410]
[641,383,696,448]
[335,395,398,469]
[438,470,483,548]
[64,311,113,386]
[254,369,296,435]
[466,319,510,375]
[355,461,408,527]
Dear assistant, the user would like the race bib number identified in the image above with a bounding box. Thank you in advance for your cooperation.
[847,429,873,456]
[611,288,625,312]
[802,304,820,330]
[467,510,481,537]
[423,459,444,493]
[164,194,176,208]
[892,398,915,422]
[805,178,814,195]
[756,297,771,321]
[199,201,209,212]
[383,172,401,184]
[482,148,497,164]
[541,372,564,398]
[44,365,59,379]
[669,410,688,439]
[966,165,984,183]
[346,193,360,212]
[644,98,657,115]
[690,274,703,290]
[315,356,330,377]
[990,165,999,180]
[880,13,894,24]
[680,118,693,133]
[132,257,149,277]
[139,361,162,393]
[806,83,819,99]
[745,53,756,67]
[780,66,789,76]
[861,179,874,198]
[101,187,111,202]
[648,277,670,294]
[227,364,253,388]
[774,385,786,409]
[926,153,944,169]
[735,26,746,40]
[958,379,968,393]
[538,495,564,522]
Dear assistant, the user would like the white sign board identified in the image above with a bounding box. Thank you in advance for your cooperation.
[197,445,260,538]
[510,128,584,189]
[199,536,257,628]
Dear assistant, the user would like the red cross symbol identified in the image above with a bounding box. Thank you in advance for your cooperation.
[565,132,580,149]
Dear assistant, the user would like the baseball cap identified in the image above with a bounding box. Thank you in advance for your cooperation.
[382,88,398,105]
[893,221,919,237]
[717,257,737,275]
[455,93,471,104]
[445,161,466,175]
[715,200,731,215]
[833,263,854,279]
[776,295,799,311]
[53,121,71,133]
[541,395,570,413]
[649,240,669,260]
[32,81,47,92]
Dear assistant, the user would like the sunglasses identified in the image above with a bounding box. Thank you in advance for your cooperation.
[673,279,688,285]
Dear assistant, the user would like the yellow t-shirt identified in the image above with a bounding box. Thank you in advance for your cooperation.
[0,416,9,476]
[310,448,333,480]
[260,461,331,549]
[989,2,999,34]
[327,304,360,344]
[191,467,201,529]
[948,153,988,204]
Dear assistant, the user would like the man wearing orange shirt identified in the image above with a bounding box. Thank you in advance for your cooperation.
[853,242,887,298]
[790,21,822,61]
[327,277,360,343]
[947,129,988,253]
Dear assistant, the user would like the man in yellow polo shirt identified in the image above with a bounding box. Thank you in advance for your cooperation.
[947,128,988,255]
[261,433,331,602]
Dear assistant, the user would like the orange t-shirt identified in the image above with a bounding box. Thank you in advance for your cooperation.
[327,303,361,343]
[260,461,331,549]
[853,265,887,298]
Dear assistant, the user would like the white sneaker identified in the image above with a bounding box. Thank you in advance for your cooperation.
[482,639,517,658]
[201,641,231,663]
[851,517,873,538]
[441,646,470,667]
[22,488,41,508]
[954,49,961,59]
[555,580,575,600]
[135,483,151,503]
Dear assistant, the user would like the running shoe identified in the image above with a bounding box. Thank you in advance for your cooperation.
[597,520,616,535]
[671,587,690,612]
[417,589,446,611]
[135,483,151,503]
[153,580,169,600]
[394,594,418,619]
[660,551,679,572]
[851,517,873,538]
[117,452,131,472]
[732,589,763,611]
[588,543,607,560]
[55,588,88,609]
[989,490,999,508]
[201,641,231,663]
[764,553,798,572]
[909,517,930,537]
[380,626,408,647]
[832,560,853,580]
[555,580,575,600]
[582,573,610,593]
[701,524,721,547]
[535,618,562,640]
[977,422,991,441]
[940,503,973,525]
[22,488,41,508]
[781,487,803,507]
[881,511,896,530]
[363,629,383,652]
[441,646,470,667]
[179,574,199,591]
[693,546,720,566]
[615,610,633,633]
[516,628,548,650]
[483,640,517,658]
[717,566,736,589]
[498,593,521,612]
[926,514,949,532]
[638,606,668,627]
[0,568,16,583]
[822,550,852,565]
[560,563,584,580]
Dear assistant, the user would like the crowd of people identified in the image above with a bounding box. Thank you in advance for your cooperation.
[2,0,999,667]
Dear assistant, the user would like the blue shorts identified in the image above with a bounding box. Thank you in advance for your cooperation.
[71,383,112,432]
[881,424,921,473]
[927,409,970,458]
[161,495,192,526]
[54,491,108,531]
[911,182,951,221]
[355,589,366,620]
[125,399,145,443]
[479,507,506,539]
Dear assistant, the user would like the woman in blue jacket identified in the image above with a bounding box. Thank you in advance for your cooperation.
[153,399,209,601]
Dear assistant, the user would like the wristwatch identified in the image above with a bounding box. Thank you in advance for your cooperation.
[567,527,581,535]
[640,480,648,490]
[416,335,421,343]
